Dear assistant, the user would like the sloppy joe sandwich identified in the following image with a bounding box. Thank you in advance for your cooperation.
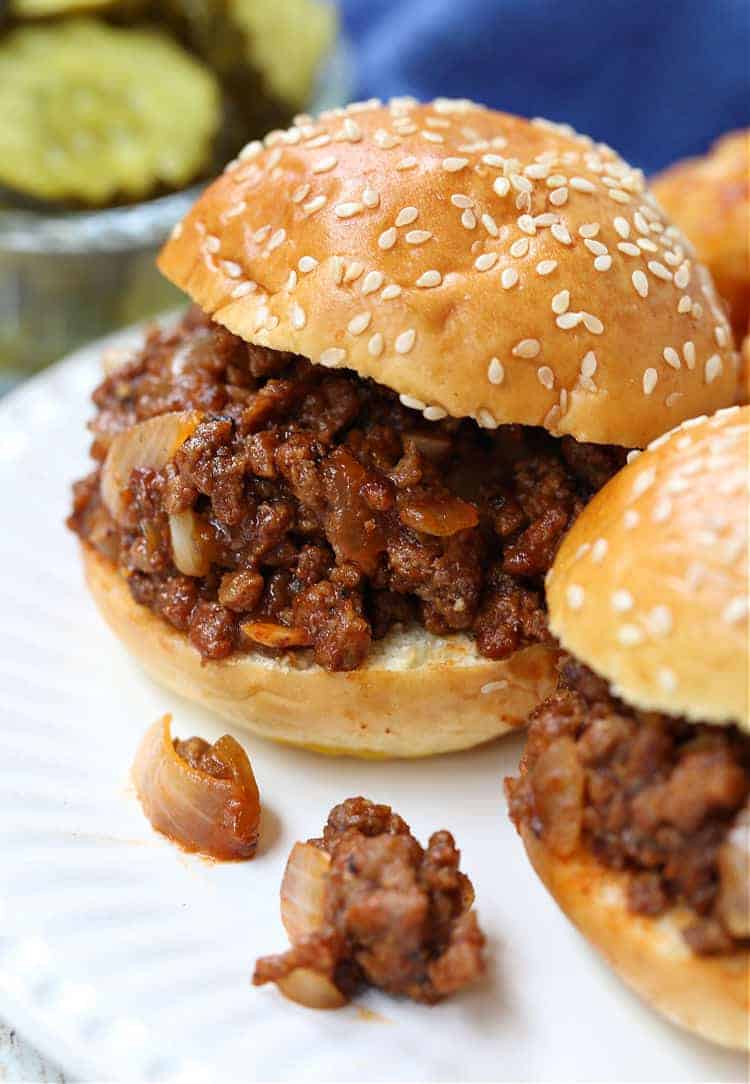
[69,98,738,757]
[507,405,749,1050]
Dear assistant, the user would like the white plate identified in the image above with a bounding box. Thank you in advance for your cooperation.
[0,327,745,1083]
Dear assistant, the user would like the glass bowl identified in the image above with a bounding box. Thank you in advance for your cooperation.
[0,40,352,393]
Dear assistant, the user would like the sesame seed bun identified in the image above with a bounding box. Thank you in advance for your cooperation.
[158,98,738,449]
[652,130,750,342]
[547,405,749,730]
[519,824,749,1051]
[81,544,558,758]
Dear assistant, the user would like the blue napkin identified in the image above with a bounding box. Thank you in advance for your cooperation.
[339,0,750,173]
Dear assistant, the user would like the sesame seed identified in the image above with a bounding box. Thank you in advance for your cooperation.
[637,238,658,253]
[374,129,400,149]
[368,332,384,357]
[632,270,649,298]
[627,450,641,464]
[285,270,297,291]
[396,156,418,170]
[231,281,255,299]
[566,584,585,609]
[395,206,419,227]
[549,186,569,207]
[501,267,519,289]
[305,133,331,149]
[405,230,432,245]
[611,589,633,612]
[361,270,384,295]
[648,260,672,281]
[511,173,533,194]
[488,357,504,384]
[705,354,722,383]
[552,289,570,315]
[538,365,555,389]
[594,254,612,271]
[482,153,505,168]
[677,295,692,314]
[609,188,630,203]
[423,405,448,421]
[663,347,681,369]
[657,667,677,692]
[481,680,509,694]
[581,350,598,379]
[557,311,582,330]
[518,214,537,235]
[535,213,558,227]
[220,260,242,279]
[674,264,690,289]
[623,509,639,529]
[648,606,673,637]
[584,238,607,256]
[400,393,426,410]
[525,162,550,179]
[692,301,704,318]
[632,467,656,497]
[298,256,319,275]
[683,341,696,368]
[312,155,338,174]
[551,223,572,245]
[292,183,311,204]
[342,118,362,142]
[362,187,380,208]
[303,195,327,215]
[722,597,748,624]
[651,497,672,522]
[536,259,558,276]
[395,329,417,354]
[570,176,595,193]
[320,347,346,368]
[416,270,442,288]
[578,223,600,238]
[477,409,499,429]
[714,325,729,347]
[510,238,530,258]
[291,303,306,330]
[460,209,476,230]
[582,313,604,334]
[443,157,469,172]
[482,213,500,237]
[347,312,371,335]
[591,538,608,562]
[633,211,650,234]
[239,140,262,160]
[643,368,658,395]
[546,174,566,188]
[268,228,286,251]
[334,202,364,219]
[421,130,444,143]
[618,624,643,645]
[204,234,221,253]
[381,284,402,300]
[475,252,498,272]
[493,176,511,197]
[378,227,397,251]
[451,194,474,209]
[513,338,541,358]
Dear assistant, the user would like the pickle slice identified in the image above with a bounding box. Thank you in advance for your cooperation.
[0,19,221,206]
[230,0,336,109]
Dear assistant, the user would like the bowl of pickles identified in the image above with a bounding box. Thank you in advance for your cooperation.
[0,0,344,387]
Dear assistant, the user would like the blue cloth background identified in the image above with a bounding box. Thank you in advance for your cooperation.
[338,0,750,174]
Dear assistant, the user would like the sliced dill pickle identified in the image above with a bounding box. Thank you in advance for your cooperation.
[0,19,221,206]
[230,0,336,109]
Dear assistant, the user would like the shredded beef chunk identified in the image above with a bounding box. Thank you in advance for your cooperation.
[68,309,626,671]
[506,660,750,955]
[253,797,485,1004]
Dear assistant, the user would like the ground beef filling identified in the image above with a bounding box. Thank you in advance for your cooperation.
[506,660,750,955]
[68,309,626,671]
[253,797,485,1003]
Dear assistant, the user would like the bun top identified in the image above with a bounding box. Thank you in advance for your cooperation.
[159,98,738,448]
[547,405,749,730]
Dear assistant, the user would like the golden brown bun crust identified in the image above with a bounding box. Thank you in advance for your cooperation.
[653,130,750,341]
[547,406,749,729]
[81,545,558,758]
[159,99,737,448]
[519,825,749,1051]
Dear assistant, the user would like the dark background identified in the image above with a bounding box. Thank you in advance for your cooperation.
[339,0,750,173]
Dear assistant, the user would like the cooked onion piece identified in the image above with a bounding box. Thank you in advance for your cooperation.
[280,842,332,942]
[241,621,311,649]
[101,410,203,523]
[276,968,348,1010]
[168,508,213,577]
[716,805,750,938]
[132,715,260,860]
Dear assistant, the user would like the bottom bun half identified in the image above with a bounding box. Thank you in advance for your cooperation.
[520,826,749,1051]
[81,545,558,758]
